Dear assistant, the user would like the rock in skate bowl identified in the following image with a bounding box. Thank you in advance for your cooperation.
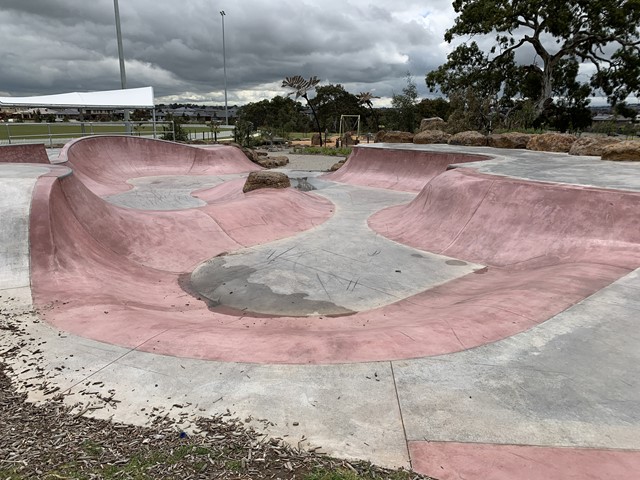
[28,136,640,364]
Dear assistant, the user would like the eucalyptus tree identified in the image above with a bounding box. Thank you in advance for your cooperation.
[390,74,420,132]
[313,84,362,132]
[427,0,640,116]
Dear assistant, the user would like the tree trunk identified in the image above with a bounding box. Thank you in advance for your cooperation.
[536,58,555,117]
[305,94,323,146]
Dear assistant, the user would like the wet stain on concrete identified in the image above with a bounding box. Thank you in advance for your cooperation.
[446,259,468,266]
[185,258,355,317]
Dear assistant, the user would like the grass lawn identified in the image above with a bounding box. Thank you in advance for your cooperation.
[0,122,226,142]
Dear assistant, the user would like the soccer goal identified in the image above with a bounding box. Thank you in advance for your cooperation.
[339,115,361,145]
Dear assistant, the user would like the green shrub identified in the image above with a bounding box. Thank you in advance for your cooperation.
[160,115,189,142]
[293,146,352,156]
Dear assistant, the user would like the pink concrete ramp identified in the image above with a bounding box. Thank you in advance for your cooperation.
[30,167,340,358]
[25,138,640,364]
[0,143,50,164]
[41,173,241,272]
[59,135,261,195]
[27,161,637,364]
[369,168,640,269]
[409,442,640,480]
[324,145,489,192]
[31,167,333,274]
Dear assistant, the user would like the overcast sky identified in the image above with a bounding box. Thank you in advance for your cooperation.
[0,0,460,107]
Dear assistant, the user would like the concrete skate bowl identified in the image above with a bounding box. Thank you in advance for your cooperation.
[57,135,261,196]
[27,137,640,364]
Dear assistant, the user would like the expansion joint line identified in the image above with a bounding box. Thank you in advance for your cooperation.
[389,361,412,470]
[63,328,171,394]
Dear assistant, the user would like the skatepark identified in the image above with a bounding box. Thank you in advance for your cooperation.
[1,136,639,479]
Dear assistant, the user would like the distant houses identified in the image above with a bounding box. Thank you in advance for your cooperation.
[591,113,637,124]
[12,107,85,122]
[154,105,237,122]
[0,105,238,123]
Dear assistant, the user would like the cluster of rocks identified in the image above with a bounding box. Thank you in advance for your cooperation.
[238,145,289,168]
[255,156,289,168]
[375,117,640,161]
[231,145,291,193]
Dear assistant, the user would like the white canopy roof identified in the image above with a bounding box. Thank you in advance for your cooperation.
[0,86,154,109]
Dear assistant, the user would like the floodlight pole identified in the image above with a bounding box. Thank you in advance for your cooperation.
[220,10,229,126]
[114,0,126,90]
[114,0,130,131]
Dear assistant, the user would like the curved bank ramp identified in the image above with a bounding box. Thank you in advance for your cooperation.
[2,137,640,479]
[28,137,640,365]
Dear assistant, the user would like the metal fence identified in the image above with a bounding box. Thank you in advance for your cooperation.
[0,121,175,147]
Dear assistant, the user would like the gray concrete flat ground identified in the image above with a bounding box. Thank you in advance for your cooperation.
[369,142,640,192]
[191,177,482,315]
[106,174,247,210]
[1,145,639,473]
[280,153,343,171]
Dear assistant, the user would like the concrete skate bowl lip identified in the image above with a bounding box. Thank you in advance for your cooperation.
[27,137,640,364]
[54,135,265,197]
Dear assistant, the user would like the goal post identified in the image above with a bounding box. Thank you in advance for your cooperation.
[339,115,361,143]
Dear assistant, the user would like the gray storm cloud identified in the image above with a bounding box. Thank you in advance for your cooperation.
[0,0,455,104]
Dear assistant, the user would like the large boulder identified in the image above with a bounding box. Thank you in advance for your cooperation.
[569,136,622,156]
[448,130,487,146]
[527,133,577,153]
[311,133,322,146]
[242,171,291,193]
[487,132,533,149]
[376,131,414,143]
[413,129,451,144]
[256,156,289,168]
[330,159,347,171]
[237,145,260,163]
[600,140,640,161]
[419,117,447,131]
[342,133,357,146]
[374,130,386,142]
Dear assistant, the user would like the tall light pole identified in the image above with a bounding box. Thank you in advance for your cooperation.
[113,0,130,130]
[220,10,229,126]
[114,0,126,90]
